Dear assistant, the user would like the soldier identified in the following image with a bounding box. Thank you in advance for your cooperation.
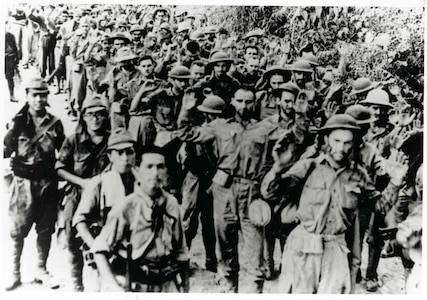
[261,114,405,293]
[359,89,399,291]
[107,47,145,129]
[56,95,110,291]
[91,145,190,292]
[179,96,226,273]
[129,25,146,57]
[5,29,20,102]
[193,51,240,105]
[178,86,275,293]
[68,16,92,119]
[4,77,65,290]
[254,66,292,120]
[72,128,138,291]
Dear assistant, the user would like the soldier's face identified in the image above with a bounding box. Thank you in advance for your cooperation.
[191,65,205,81]
[277,91,295,116]
[113,39,126,51]
[108,147,136,174]
[245,58,260,74]
[232,89,254,118]
[269,75,285,90]
[139,59,154,77]
[27,91,48,112]
[172,78,189,93]
[139,153,167,195]
[132,31,143,42]
[325,129,354,164]
[213,62,229,78]
[83,107,107,132]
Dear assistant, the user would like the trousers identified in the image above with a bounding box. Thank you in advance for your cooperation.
[211,180,264,293]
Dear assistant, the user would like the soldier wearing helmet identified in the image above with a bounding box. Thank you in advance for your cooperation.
[261,114,397,294]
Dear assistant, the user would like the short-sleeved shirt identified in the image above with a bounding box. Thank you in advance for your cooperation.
[91,183,188,262]
[55,130,109,178]
[262,153,381,235]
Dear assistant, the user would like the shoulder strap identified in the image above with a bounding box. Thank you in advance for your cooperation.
[302,160,317,186]
[28,115,59,146]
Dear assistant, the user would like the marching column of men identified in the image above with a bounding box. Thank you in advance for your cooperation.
[4,4,423,294]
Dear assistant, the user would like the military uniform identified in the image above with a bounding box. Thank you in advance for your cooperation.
[179,109,276,292]
[55,111,109,290]
[90,169,189,292]
[4,79,65,290]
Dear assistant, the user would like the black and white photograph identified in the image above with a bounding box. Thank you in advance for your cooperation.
[1,0,424,294]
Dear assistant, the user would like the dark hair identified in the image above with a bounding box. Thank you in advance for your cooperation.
[244,45,259,55]
[139,55,155,64]
[235,84,255,96]
[140,145,166,158]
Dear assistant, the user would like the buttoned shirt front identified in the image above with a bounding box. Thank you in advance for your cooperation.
[262,153,381,235]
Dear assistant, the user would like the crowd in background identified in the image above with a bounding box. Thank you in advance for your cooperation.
[3,3,423,294]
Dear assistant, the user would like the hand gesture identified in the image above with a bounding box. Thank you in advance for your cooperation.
[324,100,340,119]
[182,90,197,110]
[385,150,408,187]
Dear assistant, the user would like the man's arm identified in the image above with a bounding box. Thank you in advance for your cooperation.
[93,252,124,292]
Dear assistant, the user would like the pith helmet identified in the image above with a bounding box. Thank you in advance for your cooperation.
[359,89,393,109]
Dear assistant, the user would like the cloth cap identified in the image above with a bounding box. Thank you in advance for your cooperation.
[189,30,206,41]
[25,77,49,93]
[108,128,135,151]
[203,25,216,34]
[81,95,108,112]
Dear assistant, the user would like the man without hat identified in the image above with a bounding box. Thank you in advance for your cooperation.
[178,86,279,292]
[91,145,190,292]
[4,77,65,290]
[261,114,396,293]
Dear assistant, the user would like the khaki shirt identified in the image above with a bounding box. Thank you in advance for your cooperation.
[261,153,381,235]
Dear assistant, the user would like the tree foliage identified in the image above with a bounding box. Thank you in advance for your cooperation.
[208,6,424,93]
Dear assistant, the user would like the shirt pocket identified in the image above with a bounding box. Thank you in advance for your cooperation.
[303,177,327,206]
[74,152,91,176]
[343,184,361,209]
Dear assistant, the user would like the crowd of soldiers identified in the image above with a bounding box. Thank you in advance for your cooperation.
[3,4,423,294]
